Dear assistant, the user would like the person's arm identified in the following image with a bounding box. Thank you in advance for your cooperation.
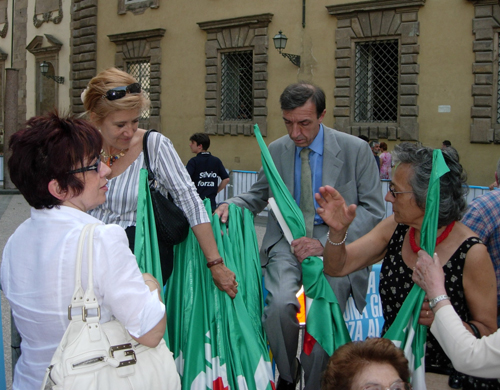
[217,178,230,194]
[316,185,395,276]
[150,134,237,298]
[462,243,498,336]
[432,306,500,378]
[191,222,238,298]
[96,226,166,347]
[214,166,269,223]
[132,273,166,347]
[413,251,500,378]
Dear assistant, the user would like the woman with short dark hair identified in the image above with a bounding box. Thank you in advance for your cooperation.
[322,338,411,390]
[318,142,498,388]
[1,112,179,389]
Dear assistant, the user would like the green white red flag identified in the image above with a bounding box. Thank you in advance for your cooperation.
[166,199,274,390]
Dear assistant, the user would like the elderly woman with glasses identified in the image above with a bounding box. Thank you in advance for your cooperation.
[82,68,237,297]
[322,338,411,390]
[1,113,180,389]
[316,142,498,389]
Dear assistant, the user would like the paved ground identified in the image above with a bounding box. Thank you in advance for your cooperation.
[0,193,30,389]
[0,194,447,390]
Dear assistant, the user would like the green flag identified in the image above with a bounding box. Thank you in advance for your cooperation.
[166,199,274,389]
[253,123,351,356]
[383,149,449,390]
[134,168,169,344]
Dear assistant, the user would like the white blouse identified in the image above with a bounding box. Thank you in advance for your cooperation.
[1,206,165,389]
[431,305,500,379]
[89,131,209,228]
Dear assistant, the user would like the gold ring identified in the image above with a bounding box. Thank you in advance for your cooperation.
[235,282,239,287]
[426,310,429,317]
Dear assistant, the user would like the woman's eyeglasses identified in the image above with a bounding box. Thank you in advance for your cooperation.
[68,157,101,174]
[389,184,413,198]
[104,83,141,101]
[361,380,412,390]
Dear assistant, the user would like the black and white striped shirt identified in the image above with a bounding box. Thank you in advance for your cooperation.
[89,131,209,228]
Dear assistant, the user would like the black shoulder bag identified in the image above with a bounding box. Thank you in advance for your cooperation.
[143,129,190,246]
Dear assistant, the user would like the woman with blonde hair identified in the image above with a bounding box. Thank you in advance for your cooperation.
[82,67,237,296]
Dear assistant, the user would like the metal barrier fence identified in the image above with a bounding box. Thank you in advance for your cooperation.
[216,171,490,220]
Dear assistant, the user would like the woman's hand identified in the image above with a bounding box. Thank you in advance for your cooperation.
[315,185,357,233]
[412,250,447,299]
[210,263,238,298]
[418,296,435,326]
[412,250,448,326]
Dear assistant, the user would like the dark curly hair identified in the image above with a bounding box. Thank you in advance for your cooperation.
[8,112,102,209]
[392,142,468,228]
[321,338,410,390]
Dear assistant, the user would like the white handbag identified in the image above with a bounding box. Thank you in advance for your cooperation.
[41,223,181,390]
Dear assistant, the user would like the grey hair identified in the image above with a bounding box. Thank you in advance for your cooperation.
[392,142,468,227]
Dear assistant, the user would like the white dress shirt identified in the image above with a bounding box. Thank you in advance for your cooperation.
[1,206,165,389]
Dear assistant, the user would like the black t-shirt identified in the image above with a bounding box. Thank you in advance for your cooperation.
[186,152,229,211]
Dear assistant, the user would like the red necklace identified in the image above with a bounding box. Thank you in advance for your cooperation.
[409,221,456,253]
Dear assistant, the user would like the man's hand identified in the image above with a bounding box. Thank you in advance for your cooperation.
[291,237,324,262]
[210,263,238,298]
[213,202,230,223]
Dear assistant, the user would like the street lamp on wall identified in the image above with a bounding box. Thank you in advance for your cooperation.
[273,31,301,67]
[40,61,64,84]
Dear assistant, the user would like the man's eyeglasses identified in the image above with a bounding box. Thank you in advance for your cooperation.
[361,380,412,390]
[389,184,413,198]
[68,157,101,175]
[104,83,141,101]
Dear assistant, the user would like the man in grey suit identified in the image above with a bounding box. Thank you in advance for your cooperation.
[215,82,385,390]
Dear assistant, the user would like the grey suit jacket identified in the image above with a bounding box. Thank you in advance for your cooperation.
[227,126,385,309]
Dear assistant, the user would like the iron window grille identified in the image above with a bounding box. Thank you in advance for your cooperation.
[354,39,399,123]
[220,50,253,121]
[127,60,151,119]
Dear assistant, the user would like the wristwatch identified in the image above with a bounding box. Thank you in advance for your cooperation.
[429,294,450,309]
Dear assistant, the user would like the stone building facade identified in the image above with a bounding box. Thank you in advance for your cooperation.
[0,0,499,185]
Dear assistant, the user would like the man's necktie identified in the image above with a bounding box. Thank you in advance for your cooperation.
[300,147,315,238]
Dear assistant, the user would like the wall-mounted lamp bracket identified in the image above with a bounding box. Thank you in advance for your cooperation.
[40,61,64,84]
[273,30,301,68]
[281,53,301,67]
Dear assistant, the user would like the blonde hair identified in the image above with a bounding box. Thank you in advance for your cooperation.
[82,67,150,124]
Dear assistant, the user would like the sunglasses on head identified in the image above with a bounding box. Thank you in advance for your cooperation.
[104,83,141,101]
[68,156,101,175]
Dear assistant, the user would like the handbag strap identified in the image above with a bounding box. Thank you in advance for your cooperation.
[69,223,101,323]
[143,129,158,182]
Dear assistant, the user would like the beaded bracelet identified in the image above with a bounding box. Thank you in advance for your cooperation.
[206,257,224,268]
[326,230,348,246]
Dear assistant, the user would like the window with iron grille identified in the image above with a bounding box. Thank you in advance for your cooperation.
[354,39,399,123]
[220,50,253,121]
[127,60,151,119]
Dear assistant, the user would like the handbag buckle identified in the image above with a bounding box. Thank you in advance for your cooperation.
[82,306,101,322]
[110,344,137,367]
